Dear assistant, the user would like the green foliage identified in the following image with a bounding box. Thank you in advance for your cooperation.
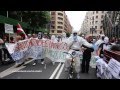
[0,11,50,33]
[66,32,71,37]
[22,11,50,33]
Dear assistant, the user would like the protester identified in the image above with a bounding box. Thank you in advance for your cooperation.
[97,36,110,58]
[27,34,32,39]
[81,37,94,73]
[64,31,93,79]
[116,38,120,44]
[32,33,45,66]
[110,37,116,45]
[15,35,22,42]
[51,35,57,43]
[0,37,4,64]
[57,36,62,42]
[15,35,26,67]
[94,35,105,55]
[81,34,85,39]
[32,34,37,38]
[62,32,68,43]
[2,36,13,62]
[92,38,96,44]
[10,36,15,43]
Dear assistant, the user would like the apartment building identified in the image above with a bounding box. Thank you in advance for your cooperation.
[50,11,72,36]
[80,11,107,37]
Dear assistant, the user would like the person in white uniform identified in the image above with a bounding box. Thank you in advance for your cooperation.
[64,31,93,79]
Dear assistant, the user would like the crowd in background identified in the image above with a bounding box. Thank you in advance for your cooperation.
[0,33,68,66]
[0,32,120,73]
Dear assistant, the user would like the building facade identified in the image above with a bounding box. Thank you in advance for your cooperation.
[80,11,107,37]
[50,11,72,36]
[103,11,120,38]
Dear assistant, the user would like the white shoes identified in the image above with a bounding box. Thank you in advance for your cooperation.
[77,74,80,79]
[33,63,36,66]
[41,61,44,64]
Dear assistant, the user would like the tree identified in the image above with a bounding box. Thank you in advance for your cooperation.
[22,11,50,33]
[66,32,71,37]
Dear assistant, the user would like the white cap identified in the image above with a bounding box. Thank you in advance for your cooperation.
[72,31,78,34]
[104,36,109,43]
[82,34,84,37]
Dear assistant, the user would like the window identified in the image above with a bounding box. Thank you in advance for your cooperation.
[96,16,98,19]
[58,13,63,16]
[100,26,103,29]
[92,21,94,24]
[95,26,97,29]
[57,26,63,29]
[51,26,55,29]
[94,30,97,33]
[95,21,98,24]
[96,11,98,13]
[57,30,62,33]
[58,22,63,24]
[51,21,55,24]
[90,22,91,25]
[87,16,88,19]
[51,30,54,33]
[102,11,104,13]
[58,17,63,20]
[51,17,55,19]
[92,16,94,20]
[51,12,55,15]
[101,15,104,18]
[93,11,94,14]
[101,20,103,24]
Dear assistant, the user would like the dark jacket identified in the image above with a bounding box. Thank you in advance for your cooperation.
[82,44,94,58]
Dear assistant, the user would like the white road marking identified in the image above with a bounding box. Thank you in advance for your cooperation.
[49,62,61,79]
[55,63,64,79]
[0,59,33,78]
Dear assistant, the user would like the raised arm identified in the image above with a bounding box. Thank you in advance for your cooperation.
[81,37,93,48]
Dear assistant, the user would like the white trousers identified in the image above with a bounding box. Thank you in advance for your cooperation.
[64,50,82,73]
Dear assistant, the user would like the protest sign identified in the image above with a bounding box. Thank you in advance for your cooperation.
[96,58,108,79]
[6,38,68,62]
[5,24,14,34]
[107,58,120,79]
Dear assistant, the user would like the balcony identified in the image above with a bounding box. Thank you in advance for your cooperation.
[57,30,62,33]
[57,26,63,29]
[57,12,63,16]
[57,17,63,21]
[57,21,63,25]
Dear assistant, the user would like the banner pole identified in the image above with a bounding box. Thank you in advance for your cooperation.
[9,33,10,43]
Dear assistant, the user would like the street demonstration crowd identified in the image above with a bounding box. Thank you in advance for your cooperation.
[0,32,120,79]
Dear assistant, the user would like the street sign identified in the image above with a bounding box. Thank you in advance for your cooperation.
[5,23,14,34]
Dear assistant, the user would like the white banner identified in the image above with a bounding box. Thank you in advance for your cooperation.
[6,38,68,62]
[96,57,120,79]
[96,58,108,78]
[107,58,120,79]
[5,43,16,54]
[5,23,14,34]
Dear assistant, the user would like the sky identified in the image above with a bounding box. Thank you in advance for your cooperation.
[65,11,87,32]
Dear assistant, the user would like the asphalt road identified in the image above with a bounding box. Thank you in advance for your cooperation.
[0,58,97,79]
